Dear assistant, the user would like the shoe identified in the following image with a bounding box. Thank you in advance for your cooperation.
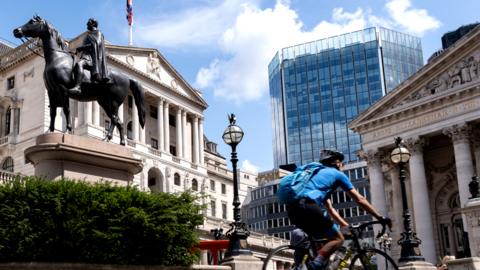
[307,260,327,270]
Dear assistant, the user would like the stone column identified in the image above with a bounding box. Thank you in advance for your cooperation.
[93,102,100,126]
[473,129,480,177]
[139,117,146,144]
[405,137,437,264]
[157,100,164,151]
[84,102,92,125]
[164,102,170,153]
[193,115,199,164]
[199,117,205,165]
[364,150,387,241]
[365,150,388,215]
[443,123,475,208]
[182,110,187,159]
[387,164,402,259]
[176,108,182,157]
[132,100,139,141]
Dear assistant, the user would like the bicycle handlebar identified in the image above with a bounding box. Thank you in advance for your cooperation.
[348,220,390,239]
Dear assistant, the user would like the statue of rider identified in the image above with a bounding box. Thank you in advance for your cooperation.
[70,18,110,94]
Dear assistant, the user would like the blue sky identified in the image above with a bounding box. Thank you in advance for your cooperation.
[2,0,480,173]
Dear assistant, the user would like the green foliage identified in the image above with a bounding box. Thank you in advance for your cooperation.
[0,177,204,265]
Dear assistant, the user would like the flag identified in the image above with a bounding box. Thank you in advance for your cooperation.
[126,0,133,26]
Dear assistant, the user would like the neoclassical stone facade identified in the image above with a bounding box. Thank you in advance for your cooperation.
[350,26,480,263]
[0,35,258,227]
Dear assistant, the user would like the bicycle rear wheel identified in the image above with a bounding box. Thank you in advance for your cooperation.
[348,248,398,270]
[262,245,297,270]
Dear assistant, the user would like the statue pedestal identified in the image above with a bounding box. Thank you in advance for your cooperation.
[221,255,262,270]
[463,198,480,257]
[398,261,436,270]
[25,133,142,185]
[447,257,480,270]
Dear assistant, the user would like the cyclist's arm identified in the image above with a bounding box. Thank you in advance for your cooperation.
[324,199,348,227]
[346,188,382,220]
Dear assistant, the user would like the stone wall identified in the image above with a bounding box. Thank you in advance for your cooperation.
[0,263,231,270]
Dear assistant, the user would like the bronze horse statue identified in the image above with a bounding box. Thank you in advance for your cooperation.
[13,15,145,145]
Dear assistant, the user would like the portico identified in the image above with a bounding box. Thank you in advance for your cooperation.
[350,26,480,264]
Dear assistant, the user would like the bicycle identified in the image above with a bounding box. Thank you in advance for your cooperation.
[262,220,398,270]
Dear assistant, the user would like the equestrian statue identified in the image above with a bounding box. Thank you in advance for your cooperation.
[13,15,145,145]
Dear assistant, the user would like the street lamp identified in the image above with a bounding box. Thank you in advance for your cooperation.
[390,137,424,263]
[222,114,251,258]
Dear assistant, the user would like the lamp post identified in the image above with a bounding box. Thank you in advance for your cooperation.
[222,114,251,258]
[390,137,424,263]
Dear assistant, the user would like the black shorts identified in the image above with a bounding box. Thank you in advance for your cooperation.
[287,199,339,240]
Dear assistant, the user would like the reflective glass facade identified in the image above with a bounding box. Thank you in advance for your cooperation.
[269,27,423,167]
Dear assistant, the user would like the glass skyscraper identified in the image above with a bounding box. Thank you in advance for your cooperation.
[269,27,423,167]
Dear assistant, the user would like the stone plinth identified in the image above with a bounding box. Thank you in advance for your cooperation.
[447,257,480,270]
[25,133,143,184]
[399,261,436,270]
[463,198,480,257]
[221,255,262,270]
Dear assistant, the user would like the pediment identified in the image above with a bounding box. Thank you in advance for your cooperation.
[349,26,480,131]
[106,45,207,108]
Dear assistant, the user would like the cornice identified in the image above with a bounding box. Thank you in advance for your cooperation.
[106,44,208,109]
[354,84,480,134]
[349,25,480,132]
[108,55,208,109]
[0,40,208,109]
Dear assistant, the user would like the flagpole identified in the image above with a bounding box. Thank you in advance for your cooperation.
[129,24,133,46]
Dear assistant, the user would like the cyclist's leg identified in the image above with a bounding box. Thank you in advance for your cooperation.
[288,200,344,269]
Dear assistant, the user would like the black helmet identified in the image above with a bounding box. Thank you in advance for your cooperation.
[319,149,344,167]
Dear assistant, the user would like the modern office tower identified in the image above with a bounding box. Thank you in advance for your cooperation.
[269,27,423,168]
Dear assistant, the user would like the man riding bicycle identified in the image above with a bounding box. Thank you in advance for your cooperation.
[283,149,391,270]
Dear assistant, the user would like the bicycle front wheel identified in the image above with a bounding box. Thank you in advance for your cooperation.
[262,244,296,270]
[348,248,398,270]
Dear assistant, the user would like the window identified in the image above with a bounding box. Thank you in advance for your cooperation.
[210,180,215,191]
[7,76,15,90]
[148,177,156,187]
[169,114,176,127]
[127,121,132,139]
[174,173,180,186]
[210,200,216,217]
[170,145,176,155]
[222,202,227,219]
[151,138,158,149]
[5,107,11,136]
[150,105,158,119]
[221,183,226,194]
[192,178,198,191]
[2,157,13,172]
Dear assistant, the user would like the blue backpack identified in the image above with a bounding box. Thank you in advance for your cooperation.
[277,162,324,204]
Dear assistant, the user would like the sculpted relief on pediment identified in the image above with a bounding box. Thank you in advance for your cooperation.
[395,52,480,108]
[146,52,162,80]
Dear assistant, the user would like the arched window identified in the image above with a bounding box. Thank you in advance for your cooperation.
[174,173,181,186]
[127,121,132,139]
[2,157,14,172]
[192,178,198,191]
[5,107,11,135]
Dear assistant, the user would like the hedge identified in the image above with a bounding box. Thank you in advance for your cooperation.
[0,177,204,265]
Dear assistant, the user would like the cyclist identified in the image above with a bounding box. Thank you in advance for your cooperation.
[285,149,391,270]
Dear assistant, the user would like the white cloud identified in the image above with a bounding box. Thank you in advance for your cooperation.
[241,159,259,174]
[136,0,440,103]
[196,2,371,103]
[135,0,260,48]
[385,0,440,36]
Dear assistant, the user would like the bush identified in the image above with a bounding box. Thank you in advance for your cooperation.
[0,177,204,265]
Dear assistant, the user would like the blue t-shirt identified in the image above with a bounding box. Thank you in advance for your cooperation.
[300,167,354,205]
